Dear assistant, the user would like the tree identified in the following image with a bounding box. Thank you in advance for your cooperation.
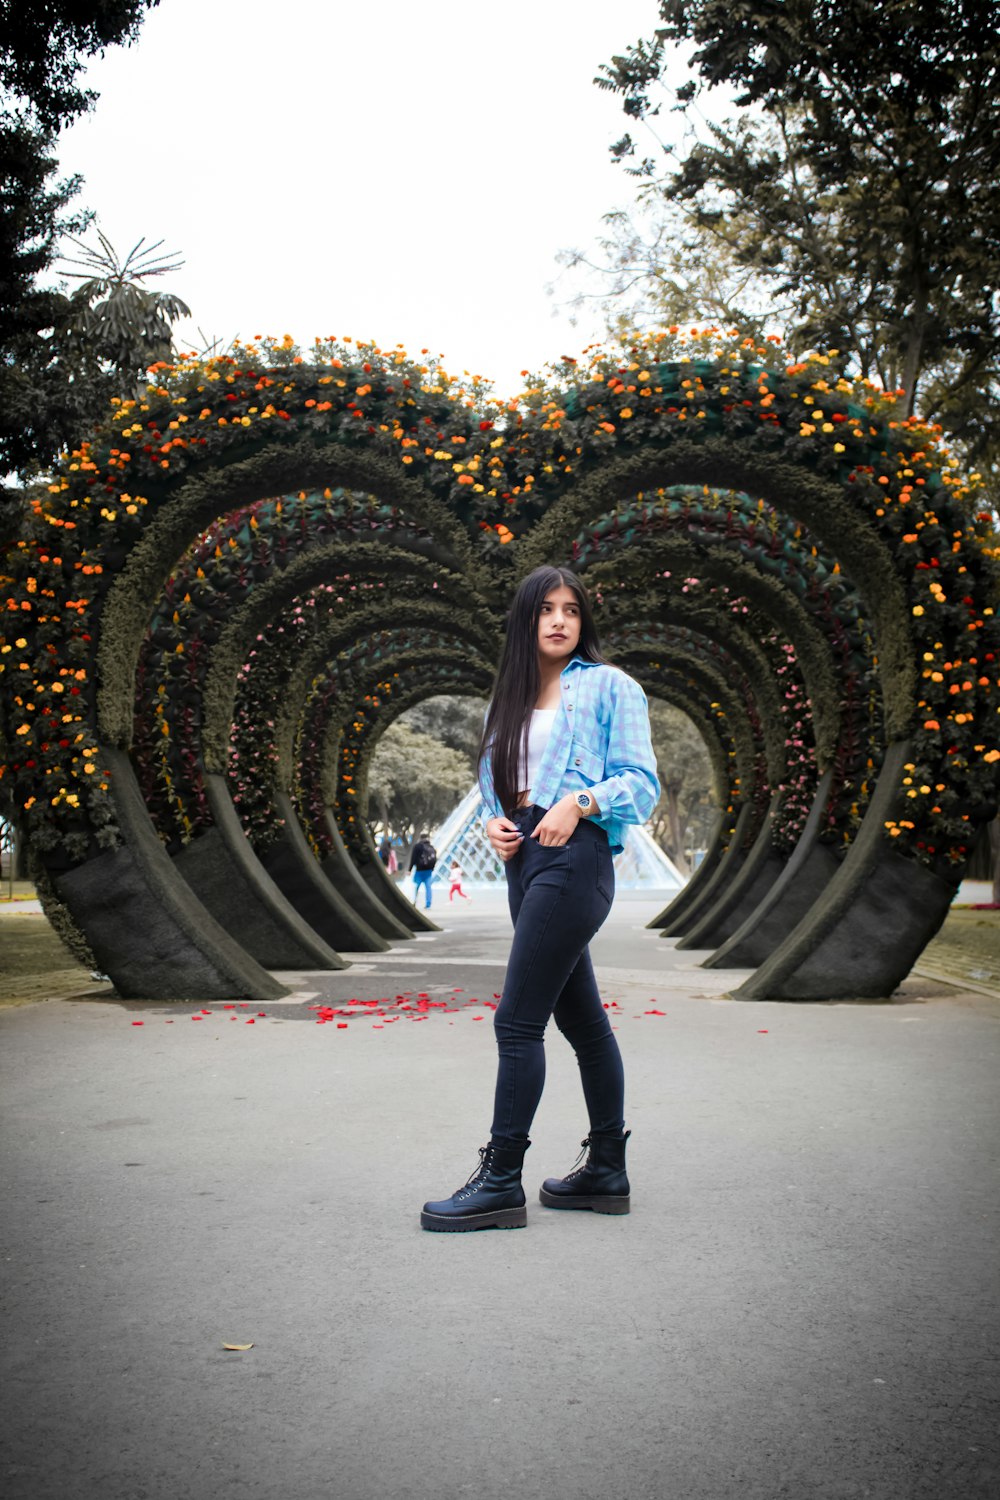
[0,2,159,132]
[593,0,1000,493]
[59,229,190,390]
[646,700,716,873]
[367,722,476,848]
[0,2,162,527]
[396,693,487,766]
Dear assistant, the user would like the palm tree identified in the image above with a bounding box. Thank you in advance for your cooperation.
[59,229,191,391]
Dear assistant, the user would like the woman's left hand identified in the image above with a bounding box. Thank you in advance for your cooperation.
[530,794,582,847]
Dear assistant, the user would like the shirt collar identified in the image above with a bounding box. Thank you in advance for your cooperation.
[561,655,601,675]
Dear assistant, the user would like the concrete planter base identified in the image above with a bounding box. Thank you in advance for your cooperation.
[677,794,786,951]
[258,794,390,954]
[661,803,757,938]
[53,748,285,1001]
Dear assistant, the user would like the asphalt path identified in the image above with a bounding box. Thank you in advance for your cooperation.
[2,890,998,1499]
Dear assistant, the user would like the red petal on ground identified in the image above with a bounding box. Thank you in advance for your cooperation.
[645,1009,666,1016]
[472,1016,484,1021]
[245,1018,255,1024]
[191,1016,202,1021]
[337,1022,348,1029]
[131,1021,144,1026]
[758,1029,769,1034]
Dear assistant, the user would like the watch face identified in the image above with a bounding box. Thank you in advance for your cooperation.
[577,793,591,809]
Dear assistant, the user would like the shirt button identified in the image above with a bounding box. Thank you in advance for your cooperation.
[574,758,581,766]
[567,704,573,711]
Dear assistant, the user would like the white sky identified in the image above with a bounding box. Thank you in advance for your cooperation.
[57,0,684,397]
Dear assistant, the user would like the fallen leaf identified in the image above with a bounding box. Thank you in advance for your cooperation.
[222,1342,254,1351]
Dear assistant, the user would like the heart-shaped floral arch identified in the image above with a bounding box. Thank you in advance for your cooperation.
[2,330,997,1000]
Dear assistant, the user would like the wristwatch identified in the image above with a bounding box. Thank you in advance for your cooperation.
[575,791,595,816]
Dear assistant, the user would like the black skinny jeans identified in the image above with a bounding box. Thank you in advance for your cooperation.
[491,804,624,1145]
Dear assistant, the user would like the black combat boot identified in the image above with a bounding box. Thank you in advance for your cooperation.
[539,1129,631,1214]
[420,1140,530,1232]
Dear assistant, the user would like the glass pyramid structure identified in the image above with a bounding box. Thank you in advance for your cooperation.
[428,785,686,892]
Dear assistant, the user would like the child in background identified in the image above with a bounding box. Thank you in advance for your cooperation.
[448,860,470,902]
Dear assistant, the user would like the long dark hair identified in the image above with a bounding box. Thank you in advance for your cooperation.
[478,565,604,818]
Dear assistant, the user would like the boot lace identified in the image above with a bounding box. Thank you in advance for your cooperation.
[563,1136,592,1183]
[452,1146,491,1203]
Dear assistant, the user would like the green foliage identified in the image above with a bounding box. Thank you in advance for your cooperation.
[367,721,474,845]
[0,1,159,133]
[59,230,190,392]
[646,699,716,870]
[0,1,167,517]
[396,693,487,766]
[0,121,89,516]
[595,0,1000,496]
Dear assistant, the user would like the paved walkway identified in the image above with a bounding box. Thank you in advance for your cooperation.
[2,891,999,1499]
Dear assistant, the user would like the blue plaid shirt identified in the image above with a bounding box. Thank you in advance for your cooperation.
[479,657,660,854]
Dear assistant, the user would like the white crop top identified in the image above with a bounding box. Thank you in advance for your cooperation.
[521,708,557,797]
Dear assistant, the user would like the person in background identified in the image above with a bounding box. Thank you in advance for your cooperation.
[420,565,658,1232]
[409,830,437,909]
[378,835,392,866]
[448,860,471,902]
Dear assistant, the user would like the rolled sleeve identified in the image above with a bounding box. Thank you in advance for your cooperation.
[586,674,660,827]
[478,758,502,830]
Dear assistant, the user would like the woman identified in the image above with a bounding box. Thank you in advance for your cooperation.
[420,566,659,1231]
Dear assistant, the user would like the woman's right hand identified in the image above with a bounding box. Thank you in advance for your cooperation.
[486,816,524,863]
